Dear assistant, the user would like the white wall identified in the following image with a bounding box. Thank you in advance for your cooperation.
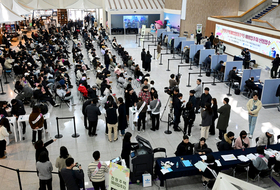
[260,5,280,29]
[239,0,263,12]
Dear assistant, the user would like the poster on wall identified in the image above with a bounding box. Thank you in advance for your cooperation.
[215,24,280,58]
[197,24,202,33]
[108,162,130,190]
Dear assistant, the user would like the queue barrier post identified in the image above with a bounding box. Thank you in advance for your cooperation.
[72,116,80,138]
[164,113,172,135]
[0,78,6,95]
[55,117,63,139]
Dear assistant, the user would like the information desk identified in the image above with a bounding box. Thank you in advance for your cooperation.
[155,144,280,186]
[126,28,138,34]
[111,28,124,35]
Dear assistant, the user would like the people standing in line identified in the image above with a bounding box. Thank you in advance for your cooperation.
[157,42,162,60]
[136,97,148,132]
[82,98,93,129]
[271,54,280,78]
[213,35,220,51]
[145,51,152,72]
[201,103,213,139]
[188,90,196,109]
[235,130,250,149]
[169,74,180,88]
[61,157,85,190]
[11,99,26,139]
[257,128,275,146]
[117,97,127,136]
[173,93,185,132]
[209,98,218,136]
[0,123,9,159]
[36,151,53,190]
[29,105,45,143]
[182,102,195,136]
[106,101,118,142]
[209,32,215,47]
[216,98,231,141]
[85,99,101,137]
[200,87,212,111]
[246,92,262,139]
[121,132,138,168]
[124,88,138,121]
[243,49,251,69]
[149,93,161,131]
[193,79,202,113]
[88,151,109,190]
[141,48,146,70]
[55,146,71,190]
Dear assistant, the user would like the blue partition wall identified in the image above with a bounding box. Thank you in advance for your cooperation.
[210,55,227,71]
[199,49,215,65]
[261,79,280,105]
[157,29,166,37]
[180,40,195,51]
[166,34,179,48]
[189,45,204,61]
[174,37,186,49]
[223,61,243,81]
[240,69,261,91]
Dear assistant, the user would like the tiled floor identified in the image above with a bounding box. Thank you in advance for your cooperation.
[0,34,280,190]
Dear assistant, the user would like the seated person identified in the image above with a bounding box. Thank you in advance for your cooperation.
[234,130,250,149]
[175,135,193,156]
[248,146,269,180]
[88,85,98,99]
[228,67,241,84]
[194,137,212,155]
[199,154,219,185]
[203,55,211,69]
[15,81,33,103]
[118,73,126,86]
[56,85,76,106]
[214,61,224,72]
[33,85,59,107]
[134,65,144,79]
[245,77,262,98]
[257,128,275,146]
[274,151,280,176]
[78,82,88,98]
[218,131,234,151]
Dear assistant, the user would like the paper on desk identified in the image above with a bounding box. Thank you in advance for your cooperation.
[160,168,170,175]
[200,155,207,160]
[215,160,222,167]
[182,160,192,167]
[194,161,207,172]
[264,150,275,157]
[221,154,237,161]
[238,155,250,162]
[246,153,257,160]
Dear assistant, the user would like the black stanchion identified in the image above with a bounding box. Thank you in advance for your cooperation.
[167,60,170,71]
[55,117,63,139]
[164,114,172,135]
[72,117,80,138]
[153,49,156,60]
[177,64,192,75]
[189,58,193,70]
[187,73,191,87]
[0,79,6,95]
[198,64,202,77]
[227,81,232,96]
[4,72,9,84]
[16,169,23,190]
[160,53,163,65]
[212,72,216,86]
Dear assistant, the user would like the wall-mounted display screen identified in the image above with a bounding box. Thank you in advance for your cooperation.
[215,24,280,58]
[123,15,148,28]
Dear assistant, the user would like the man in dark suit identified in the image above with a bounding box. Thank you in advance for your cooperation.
[271,54,280,78]
[173,93,185,131]
[85,99,101,136]
[204,39,211,49]
[228,67,241,84]
[209,32,215,47]
[203,55,211,69]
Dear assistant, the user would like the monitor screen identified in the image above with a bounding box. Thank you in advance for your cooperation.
[135,135,153,151]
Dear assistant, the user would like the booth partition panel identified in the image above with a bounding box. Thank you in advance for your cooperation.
[180,40,195,51]
[157,29,166,38]
[174,37,186,49]
[210,55,227,71]
[189,45,204,61]
[223,61,243,81]
[198,49,215,65]
[261,79,280,105]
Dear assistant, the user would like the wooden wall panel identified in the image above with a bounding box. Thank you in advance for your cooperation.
[164,0,181,10]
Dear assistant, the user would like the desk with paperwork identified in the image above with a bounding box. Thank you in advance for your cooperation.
[155,144,280,186]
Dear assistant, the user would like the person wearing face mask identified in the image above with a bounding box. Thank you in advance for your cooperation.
[257,129,275,146]
[234,130,250,149]
[218,131,235,151]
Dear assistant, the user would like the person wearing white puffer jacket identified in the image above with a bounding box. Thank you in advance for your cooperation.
[0,124,9,159]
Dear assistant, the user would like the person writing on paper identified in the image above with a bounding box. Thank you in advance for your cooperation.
[257,128,275,146]
[88,151,109,190]
[248,146,269,181]
[194,137,212,155]
[235,130,250,149]
[199,154,219,186]
[175,135,194,156]
[218,132,235,151]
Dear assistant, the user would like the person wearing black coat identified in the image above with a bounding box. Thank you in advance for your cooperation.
[218,132,235,151]
[121,132,138,169]
[175,135,193,156]
[188,90,196,109]
[204,39,211,49]
[173,93,184,131]
[124,88,138,118]
[11,99,27,137]
[200,87,212,108]
[209,33,215,46]
[118,98,127,136]
[210,98,218,135]
[85,99,101,136]
[82,99,93,129]
[35,139,56,162]
[194,138,212,155]
[141,48,146,70]
[200,155,219,184]
[104,50,110,70]
[145,51,152,72]
[182,102,195,136]
[87,86,98,99]
[271,54,280,78]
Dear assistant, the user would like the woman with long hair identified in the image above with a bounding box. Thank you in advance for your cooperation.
[235,130,250,149]
[121,132,138,168]
[201,103,213,139]
[36,151,53,190]
[209,98,218,135]
[55,146,71,190]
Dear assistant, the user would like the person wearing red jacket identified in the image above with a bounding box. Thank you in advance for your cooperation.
[78,83,88,98]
